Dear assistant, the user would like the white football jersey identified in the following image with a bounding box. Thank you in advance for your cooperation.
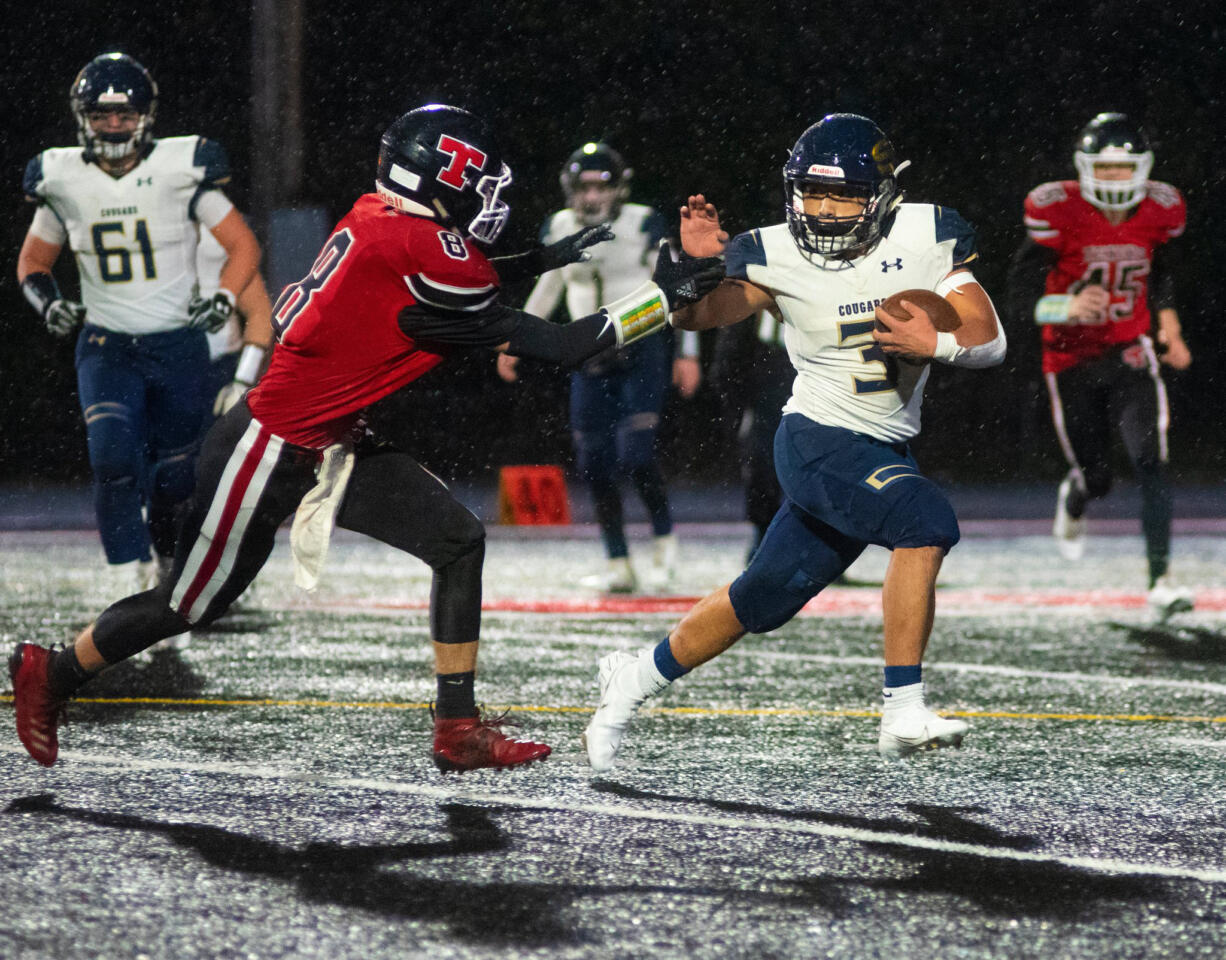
[24,135,234,336]
[726,204,978,443]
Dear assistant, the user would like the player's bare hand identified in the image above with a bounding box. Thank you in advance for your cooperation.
[680,194,729,258]
[496,353,520,383]
[1067,285,1109,323]
[1158,331,1192,370]
[872,300,938,361]
[672,356,701,398]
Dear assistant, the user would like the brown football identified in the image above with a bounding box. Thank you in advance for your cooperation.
[877,288,962,333]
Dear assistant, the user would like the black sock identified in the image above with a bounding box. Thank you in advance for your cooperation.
[49,646,95,698]
[435,671,477,718]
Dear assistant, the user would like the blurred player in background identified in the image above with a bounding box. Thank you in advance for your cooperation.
[1008,112,1193,618]
[10,104,724,773]
[17,52,260,590]
[497,143,700,593]
[709,311,790,562]
[196,228,274,425]
[582,113,1007,770]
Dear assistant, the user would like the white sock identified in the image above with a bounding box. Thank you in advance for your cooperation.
[882,681,925,718]
[634,646,672,700]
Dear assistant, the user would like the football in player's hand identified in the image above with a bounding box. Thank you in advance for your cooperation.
[877,289,961,333]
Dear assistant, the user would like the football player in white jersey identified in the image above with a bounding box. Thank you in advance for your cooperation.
[498,143,700,592]
[17,53,260,588]
[583,114,1007,769]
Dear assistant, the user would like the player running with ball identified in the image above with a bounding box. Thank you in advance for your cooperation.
[583,113,1007,769]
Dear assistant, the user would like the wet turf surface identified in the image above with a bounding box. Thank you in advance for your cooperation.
[2,529,1225,959]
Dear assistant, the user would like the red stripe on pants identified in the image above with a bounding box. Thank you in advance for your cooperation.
[176,427,272,617]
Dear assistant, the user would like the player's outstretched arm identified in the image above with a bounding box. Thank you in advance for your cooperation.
[492,223,614,282]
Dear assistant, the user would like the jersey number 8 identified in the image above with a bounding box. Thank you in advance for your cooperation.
[272,229,355,341]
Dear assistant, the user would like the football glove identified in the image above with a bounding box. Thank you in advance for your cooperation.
[187,290,236,333]
[539,222,615,271]
[650,241,725,310]
[213,343,267,416]
[44,299,87,338]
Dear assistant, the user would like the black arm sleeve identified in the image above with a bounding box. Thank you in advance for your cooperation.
[504,311,618,368]
[489,248,548,284]
[1005,239,1058,325]
[1148,240,1179,313]
[1003,238,1058,379]
[397,300,520,349]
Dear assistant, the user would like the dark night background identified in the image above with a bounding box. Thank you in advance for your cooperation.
[2,0,1223,496]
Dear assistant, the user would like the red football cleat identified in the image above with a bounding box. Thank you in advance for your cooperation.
[9,643,67,767]
[432,708,551,773]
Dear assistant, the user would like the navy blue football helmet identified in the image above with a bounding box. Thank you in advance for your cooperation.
[560,142,632,224]
[376,104,512,244]
[782,113,907,260]
[1074,112,1153,212]
[70,53,158,163]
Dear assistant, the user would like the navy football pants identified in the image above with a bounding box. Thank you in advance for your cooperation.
[74,324,209,564]
[570,335,672,559]
[729,414,960,634]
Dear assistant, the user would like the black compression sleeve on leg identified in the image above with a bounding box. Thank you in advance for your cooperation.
[92,591,192,663]
[504,311,617,368]
[430,537,485,646]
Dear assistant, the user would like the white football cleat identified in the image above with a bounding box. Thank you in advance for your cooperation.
[580,557,637,594]
[1052,474,1086,561]
[582,651,645,772]
[878,704,969,759]
[1148,575,1194,620]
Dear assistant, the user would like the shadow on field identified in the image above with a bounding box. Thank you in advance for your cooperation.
[68,649,208,725]
[592,783,1173,920]
[592,782,1039,849]
[4,793,576,945]
[1114,622,1226,664]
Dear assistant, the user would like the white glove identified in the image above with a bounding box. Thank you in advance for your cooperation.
[213,380,248,416]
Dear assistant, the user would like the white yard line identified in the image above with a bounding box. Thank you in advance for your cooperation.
[5,744,1224,885]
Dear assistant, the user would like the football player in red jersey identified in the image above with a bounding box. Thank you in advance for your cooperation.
[8,104,724,772]
[1008,112,1194,618]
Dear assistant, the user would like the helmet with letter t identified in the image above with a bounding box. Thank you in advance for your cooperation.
[70,52,158,163]
[782,113,908,260]
[1074,112,1153,212]
[376,104,513,244]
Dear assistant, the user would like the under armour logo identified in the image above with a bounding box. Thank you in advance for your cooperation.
[137,177,153,187]
[88,333,107,346]
[881,258,903,272]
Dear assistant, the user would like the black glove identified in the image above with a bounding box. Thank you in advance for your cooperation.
[651,240,725,310]
[44,299,87,338]
[187,290,236,333]
[539,222,615,272]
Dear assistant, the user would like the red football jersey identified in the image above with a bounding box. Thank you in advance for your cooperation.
[249,194,500,448]
[1023,179,1185,374]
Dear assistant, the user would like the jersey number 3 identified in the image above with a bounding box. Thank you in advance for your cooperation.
[272,229,354,341]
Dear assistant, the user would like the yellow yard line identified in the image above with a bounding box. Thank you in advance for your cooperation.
[1,694,1224,725]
